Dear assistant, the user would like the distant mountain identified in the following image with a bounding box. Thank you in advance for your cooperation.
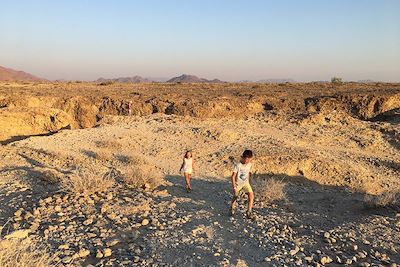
[167,74,224,83]
[146,77,169,82]
[167,74,207,83]
[208,78,224,83]
[96,76,152,83]
[0,65,45,81]
[257,78,296,83]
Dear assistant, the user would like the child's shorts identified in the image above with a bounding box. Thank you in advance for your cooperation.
[235,182,253,196]
[183,168,192,175]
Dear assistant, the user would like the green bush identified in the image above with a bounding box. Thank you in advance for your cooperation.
[331,77,343,85]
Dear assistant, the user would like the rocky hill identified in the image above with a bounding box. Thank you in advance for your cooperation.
[0,65,45,81]
[96,76,152,83]
[167,74,223,83]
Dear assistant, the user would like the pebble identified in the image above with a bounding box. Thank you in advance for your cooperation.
[96,250,104,258]
[357,251,367,259]
[61,256,73,264]
[78,249,90,258]
[14,209,23,217]
[106,239,119,247]
[58,244,70,250]
[54,205,62,212]
[335,255,342,264]
[320,255,333,265]
[83,218,93,225]
[289,246,299,256]
[304,256,313,263]
[103,248,112,257]
[107,213,118,220]
[345,259,353,265]
[33,209,40,216]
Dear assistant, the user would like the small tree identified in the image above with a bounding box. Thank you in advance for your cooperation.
[331,77,343,85]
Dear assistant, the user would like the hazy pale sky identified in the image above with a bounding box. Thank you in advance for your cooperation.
[1,0,399,81]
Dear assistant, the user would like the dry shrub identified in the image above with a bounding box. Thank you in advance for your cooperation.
[253,177,287,203]
[61,168,115,196]
[95,149,113,162]
[350,177,398,196]
[98,80,114,86]
[121,156,163,189]
[114,153,145,165]
[347,178,373,194]
[94,140,122,150]
[0,239,52,267]
[40,169,60,184]
[364,190,399,208]
[114,154,133,164]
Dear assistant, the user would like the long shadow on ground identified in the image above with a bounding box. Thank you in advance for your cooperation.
[148,174,400,265]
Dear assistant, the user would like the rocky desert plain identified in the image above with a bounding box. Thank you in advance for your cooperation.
[0,81,399,267]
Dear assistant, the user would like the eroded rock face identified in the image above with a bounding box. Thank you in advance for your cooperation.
[0,107,71,144]
[304,93,400,120]
[56,97,99,128]
[0,82,399,144]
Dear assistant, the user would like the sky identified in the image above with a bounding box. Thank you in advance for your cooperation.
[0,0,399,82]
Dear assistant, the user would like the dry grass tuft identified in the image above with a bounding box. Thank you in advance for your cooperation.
[253,177,287,203]
[114,154,133,164]
[0,238,52,267]
[348,177,381,195]
[364,190,399,209]
[61,168,115,196]
[95,149,113,162]
[119,154,148,165]
[114,153,150,165]
[94,140,122,150]
[121,156,163,189]
[40,169,61,184]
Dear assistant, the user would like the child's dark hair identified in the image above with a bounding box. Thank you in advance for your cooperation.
[184,150,192,158]
[242,150,253,158]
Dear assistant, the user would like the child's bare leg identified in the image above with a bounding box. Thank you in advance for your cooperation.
[184,173,191,189]
[247,192,254,212]
[230,191,238,216]
[230,195,237,209]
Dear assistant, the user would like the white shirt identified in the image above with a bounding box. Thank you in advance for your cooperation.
[233,162,252,185]
[183,158,193,172]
